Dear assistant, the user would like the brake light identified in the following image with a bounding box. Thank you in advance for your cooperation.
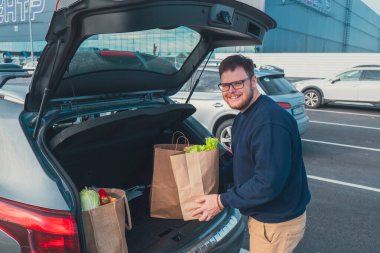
[276,102,291,109]
[0,197,80,253]
[99,51,136,57]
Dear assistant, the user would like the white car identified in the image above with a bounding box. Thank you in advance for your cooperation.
[22,61,38,74]
[172,68,309,148]
[293,65,380,108]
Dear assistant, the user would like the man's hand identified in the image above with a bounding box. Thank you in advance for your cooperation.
[192,194,224,222]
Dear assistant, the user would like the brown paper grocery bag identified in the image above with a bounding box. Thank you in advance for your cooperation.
[82,188,132,253]
[150,144,188,219]
[170,149,219,220]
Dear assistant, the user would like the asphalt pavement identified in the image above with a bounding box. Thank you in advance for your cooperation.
[240,103,380,253]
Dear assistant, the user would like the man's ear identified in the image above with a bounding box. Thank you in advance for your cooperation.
[251,75,257,88]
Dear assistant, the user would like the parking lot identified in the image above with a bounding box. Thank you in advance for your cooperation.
[241,103,380,253]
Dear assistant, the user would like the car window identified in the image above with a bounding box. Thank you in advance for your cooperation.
[361,70,380,81]
[193,71,220,92]
[65,26,200,77]
[257,75,297,95]
[179,79,192,92]
[337,70,361,81]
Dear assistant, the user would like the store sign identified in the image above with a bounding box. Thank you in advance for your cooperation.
[0,0,45,24]
[296,0,331,14]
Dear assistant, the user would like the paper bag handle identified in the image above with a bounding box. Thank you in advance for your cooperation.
[171,131,187,144]
[123,196,133,230]
[172,131,190,150]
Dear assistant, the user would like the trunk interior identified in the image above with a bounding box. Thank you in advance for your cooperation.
[44,103,232,253]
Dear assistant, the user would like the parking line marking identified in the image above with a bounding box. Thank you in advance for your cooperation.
[310,121,380,130]
[306,109,380,118]
[302,139,380,152]
[308,175,380,193]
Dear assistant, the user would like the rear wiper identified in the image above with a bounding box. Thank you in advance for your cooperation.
[185,50,214,104]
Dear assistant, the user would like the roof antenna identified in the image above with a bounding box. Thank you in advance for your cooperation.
[185,50,214,104]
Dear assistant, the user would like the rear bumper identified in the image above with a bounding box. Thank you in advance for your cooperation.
[178,208,245,253]
[297,115,309,136]
[210,214,245,253]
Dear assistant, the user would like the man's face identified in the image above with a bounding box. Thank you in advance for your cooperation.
[220,67,256,112]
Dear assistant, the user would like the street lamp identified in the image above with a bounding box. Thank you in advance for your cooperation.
[28,0,34,61]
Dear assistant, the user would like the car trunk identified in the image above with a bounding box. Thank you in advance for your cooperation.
[44,103,233,253]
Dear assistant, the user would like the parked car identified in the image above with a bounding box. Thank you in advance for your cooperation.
[0,63,28,76]
[0,1,276,253]
[22,61,38,74]
[0,74,31,104]
[172,68,309,148]
[293,65,380,108]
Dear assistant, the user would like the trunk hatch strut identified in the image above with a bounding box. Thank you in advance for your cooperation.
[33,40,62,139]
[185,50,214,104]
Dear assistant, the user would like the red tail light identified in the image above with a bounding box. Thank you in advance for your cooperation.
[99,50,136,57]
[276,102,292,109]
[0,197,80,253]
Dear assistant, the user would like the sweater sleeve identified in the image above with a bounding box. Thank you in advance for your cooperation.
[220,123,292,210]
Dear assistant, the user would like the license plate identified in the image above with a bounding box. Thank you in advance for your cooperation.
[292,106,304,115]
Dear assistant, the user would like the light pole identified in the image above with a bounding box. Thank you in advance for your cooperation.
[28,0,34,61]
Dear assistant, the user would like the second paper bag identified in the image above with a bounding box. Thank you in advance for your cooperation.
[170,149,219,221]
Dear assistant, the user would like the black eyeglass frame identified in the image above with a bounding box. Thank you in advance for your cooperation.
[218,76,252,92]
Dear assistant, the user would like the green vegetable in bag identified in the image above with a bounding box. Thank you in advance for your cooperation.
[185,137,219,153]
[80,187,100,211]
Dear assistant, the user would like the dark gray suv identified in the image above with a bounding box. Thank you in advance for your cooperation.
[0,1,275,252]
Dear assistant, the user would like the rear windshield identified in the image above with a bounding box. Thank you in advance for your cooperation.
[64,27,200,77]
[258,75,298,95]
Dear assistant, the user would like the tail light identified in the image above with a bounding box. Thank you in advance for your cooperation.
[276,102,292,109]
[0,197,80,253]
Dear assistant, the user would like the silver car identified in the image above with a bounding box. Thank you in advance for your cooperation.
[172,68,309,148]
[293,65,380,108]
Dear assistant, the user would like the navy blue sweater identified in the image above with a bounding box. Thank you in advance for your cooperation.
[220,95,311,223]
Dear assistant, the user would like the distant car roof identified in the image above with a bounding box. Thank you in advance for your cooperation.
[0,63,26,72]
[352,65,380,68]
[200,67,284,77]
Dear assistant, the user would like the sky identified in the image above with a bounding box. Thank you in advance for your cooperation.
[362,0,380,15]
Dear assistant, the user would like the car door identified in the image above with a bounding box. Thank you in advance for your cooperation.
[323,70,362,101]
[356,70,380,103]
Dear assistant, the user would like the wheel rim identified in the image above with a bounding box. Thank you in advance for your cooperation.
[304,91,319,107]
[220,125,232,148]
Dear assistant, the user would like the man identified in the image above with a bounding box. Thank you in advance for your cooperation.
[192,55,311,253]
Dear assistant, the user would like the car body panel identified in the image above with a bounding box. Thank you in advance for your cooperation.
[0,100,69,211]
[174,91,238,131]
[0,231,20,253]
[357,80,380,102]
[322,80,358,101]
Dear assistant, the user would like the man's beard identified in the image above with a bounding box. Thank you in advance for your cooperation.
[227,86,254,111]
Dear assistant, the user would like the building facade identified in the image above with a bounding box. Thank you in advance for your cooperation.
[0,0,379,63]
[263,0,380,52]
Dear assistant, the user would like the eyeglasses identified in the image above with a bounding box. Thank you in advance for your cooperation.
[218,77,250,92]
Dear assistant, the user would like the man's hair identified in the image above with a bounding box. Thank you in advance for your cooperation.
[218,54,254,77]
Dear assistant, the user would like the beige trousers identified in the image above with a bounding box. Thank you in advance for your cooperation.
[248,212,306,253]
